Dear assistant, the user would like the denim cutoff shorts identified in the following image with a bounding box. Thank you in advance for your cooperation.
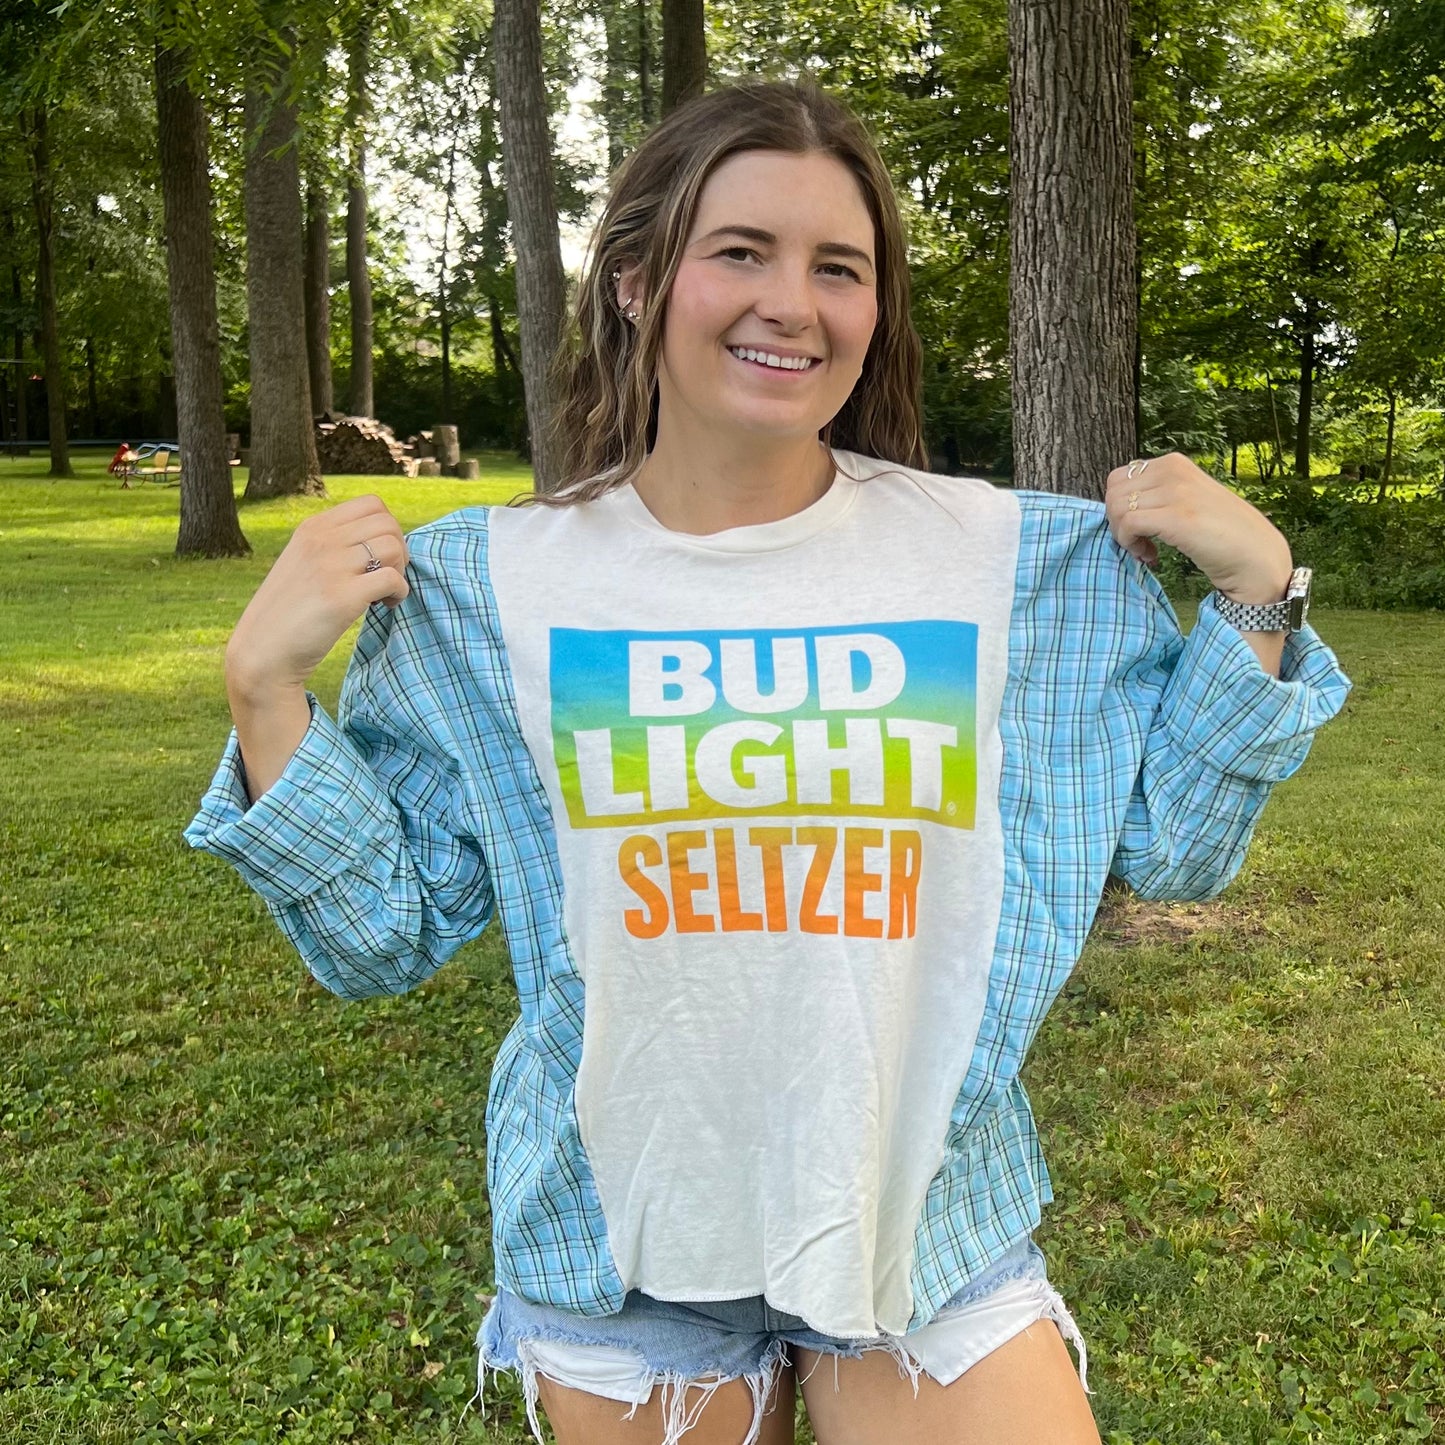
[473,1235,1088,1445]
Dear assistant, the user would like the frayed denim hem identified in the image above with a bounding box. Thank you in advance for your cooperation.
[471,1306,793,1445]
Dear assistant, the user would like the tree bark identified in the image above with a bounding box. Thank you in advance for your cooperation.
[346,28,374,418]
[493,0,568,491]
[1294,295,1316,479]
[638,0,655,126]
[1007,0,1136,497]
[661,0,706,115]
[304,178,334,415]
[1377,387,1397,500]
[243,58,323,499]
[7,222,27,442]
[155,40,249,556]
[26,107,72,478]
[603,2,629,171]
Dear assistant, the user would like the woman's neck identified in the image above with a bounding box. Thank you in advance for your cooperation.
[630,426,836,536]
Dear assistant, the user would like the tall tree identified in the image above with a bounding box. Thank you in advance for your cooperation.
[304,176,334,414]
[345,23,374,418]
[493,0,567,491]
[243,37,323,499]
[1008,0,1136,496]
[5,210,27,444]
[26,106,72,477]
[155,36,249,558]
[662,0,706,114]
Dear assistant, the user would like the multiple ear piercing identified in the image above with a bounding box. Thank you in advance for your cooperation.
[610,269,640,323]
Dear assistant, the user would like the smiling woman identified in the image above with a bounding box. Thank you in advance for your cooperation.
[187,76,1351,1445]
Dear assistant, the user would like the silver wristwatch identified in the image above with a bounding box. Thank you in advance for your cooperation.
[1211,566,1312,633]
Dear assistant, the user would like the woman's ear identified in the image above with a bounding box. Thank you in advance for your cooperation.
[611,262,646,322]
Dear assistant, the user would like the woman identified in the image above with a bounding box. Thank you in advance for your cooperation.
[186,81,1350,1445]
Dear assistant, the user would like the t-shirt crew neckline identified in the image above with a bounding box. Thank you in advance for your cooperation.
[612,460,860,554]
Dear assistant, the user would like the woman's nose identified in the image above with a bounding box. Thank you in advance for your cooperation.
[754,264,816,330]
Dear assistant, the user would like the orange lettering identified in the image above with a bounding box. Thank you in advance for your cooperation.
[667,829,715,933]
[619,835,669,939]
[888,829,922,939]
[797,827,839,935]
[714,828,763,932]
[748,827,793,932]
[843,828,885,938]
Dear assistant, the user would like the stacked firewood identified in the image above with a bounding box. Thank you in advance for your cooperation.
[311,413,483,479]
[314,413,412,475]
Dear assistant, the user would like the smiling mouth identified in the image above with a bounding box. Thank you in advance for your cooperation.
[726,345,821,372]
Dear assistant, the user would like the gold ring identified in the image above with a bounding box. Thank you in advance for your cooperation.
[1127,491,1139,511]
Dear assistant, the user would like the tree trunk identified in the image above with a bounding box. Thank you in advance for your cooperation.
[26,107,72,478]
[1007,0,1136,497]
[603,2,629,171]
[85,337,98,437]
[8,255,26,442]
[661,0,706,115]
[439,139,457,421]
[243,59,323,499]
[304,178,334,415]
[156,40,250,555]
[493,0,568,491]
[346,28,374,418]
[490,294,519,378]
[1295,295,1316,479]
[1377,388,1397,501]
[638,0,655,126]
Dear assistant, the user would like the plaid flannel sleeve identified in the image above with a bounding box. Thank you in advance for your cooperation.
[1108,567,1353,901]
[183,546,496,999]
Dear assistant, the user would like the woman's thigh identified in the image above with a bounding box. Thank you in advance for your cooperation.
[794,1324,1098,1445]
[536,1358,797,1445]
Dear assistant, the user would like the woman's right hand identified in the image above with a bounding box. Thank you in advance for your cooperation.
[224,494,412,698]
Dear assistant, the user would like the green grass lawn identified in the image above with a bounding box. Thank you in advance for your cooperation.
[2,452,1442,1443]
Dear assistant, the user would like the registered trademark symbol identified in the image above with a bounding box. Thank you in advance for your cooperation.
[946,802,957,816]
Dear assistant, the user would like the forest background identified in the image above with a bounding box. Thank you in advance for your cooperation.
[0,0,1443,607]
[3,2,1445,1442]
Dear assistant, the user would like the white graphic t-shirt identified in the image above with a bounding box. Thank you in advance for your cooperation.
[487,453,1022,1336]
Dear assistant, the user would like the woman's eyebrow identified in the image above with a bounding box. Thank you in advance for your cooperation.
[694,224,874,268]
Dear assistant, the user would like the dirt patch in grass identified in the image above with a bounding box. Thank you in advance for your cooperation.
[1090,891,1265,946]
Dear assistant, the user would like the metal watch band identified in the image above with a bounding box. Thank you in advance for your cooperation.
[1210,566,1312,633]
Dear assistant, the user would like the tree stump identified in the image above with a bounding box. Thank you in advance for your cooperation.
[415,459,442,477]
[433,424,461,469]
[451,458,480,480]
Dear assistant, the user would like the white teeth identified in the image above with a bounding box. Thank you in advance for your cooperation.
[729,346,814,370]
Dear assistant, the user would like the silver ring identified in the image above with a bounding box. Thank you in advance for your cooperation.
[1127,458,1150,479]
[360,539,383,573]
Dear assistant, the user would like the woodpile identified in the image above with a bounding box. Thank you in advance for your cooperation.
[314,413,411,474]
[308,414,484,479]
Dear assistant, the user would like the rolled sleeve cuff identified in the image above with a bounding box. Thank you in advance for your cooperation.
[1160,592,1353,782]
[182,692,396,905]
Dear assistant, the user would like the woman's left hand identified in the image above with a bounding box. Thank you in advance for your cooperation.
[1105,452,1294,605]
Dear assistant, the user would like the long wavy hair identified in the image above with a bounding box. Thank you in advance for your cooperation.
[544,80,926,503]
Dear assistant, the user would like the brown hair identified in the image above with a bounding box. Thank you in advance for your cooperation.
[544,79,925,502]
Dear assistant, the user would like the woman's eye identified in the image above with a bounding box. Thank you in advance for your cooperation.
[818,263,861,280]
[719,247,757,263]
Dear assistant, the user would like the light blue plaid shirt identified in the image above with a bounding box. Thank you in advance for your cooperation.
[184,489,1351,1330]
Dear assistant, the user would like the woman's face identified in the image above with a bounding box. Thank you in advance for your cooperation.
[647,149,880,446]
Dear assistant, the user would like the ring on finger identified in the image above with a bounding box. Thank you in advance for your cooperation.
[359,539,383,573]
[1126,458,1150,479]
[1128,491,1140,512]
